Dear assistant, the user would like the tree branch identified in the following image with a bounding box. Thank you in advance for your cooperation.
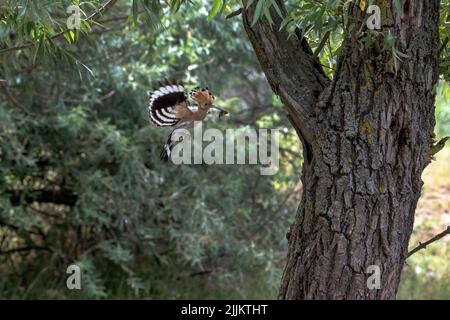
[241,1,329,142]
[226,8,242,19]
[0,245,54,256]
[314,31,331,57]
[6,189,78,206]
[0,83,36,115]
[407,226,450,258]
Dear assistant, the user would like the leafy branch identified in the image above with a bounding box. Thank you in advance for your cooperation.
[0,0,118,55]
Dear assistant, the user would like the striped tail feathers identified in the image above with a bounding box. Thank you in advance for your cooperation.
[159,129,184,162]
[160,126,192,162]
[160,131,174,161]
[148,80,187,127]
[160,142,171,161]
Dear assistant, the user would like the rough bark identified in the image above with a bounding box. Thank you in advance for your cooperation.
[243,0,441,299]
[242,1,328,143]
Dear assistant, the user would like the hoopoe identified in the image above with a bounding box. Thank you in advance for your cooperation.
[148,80,227,161]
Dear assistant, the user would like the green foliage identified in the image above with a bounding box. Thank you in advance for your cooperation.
[435,81,450,137]
[0,0,300,298]
[206,0,450,78]
[0,0,449,300]
[398,214,450,299]
[439,0,450,82]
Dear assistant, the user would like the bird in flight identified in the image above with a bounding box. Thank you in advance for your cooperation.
[148,80,227,161]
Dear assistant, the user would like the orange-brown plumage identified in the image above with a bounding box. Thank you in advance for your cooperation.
[148,81,225,161]
[190,88,215,108]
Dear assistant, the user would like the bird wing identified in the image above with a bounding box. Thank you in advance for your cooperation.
[148,82,193,127]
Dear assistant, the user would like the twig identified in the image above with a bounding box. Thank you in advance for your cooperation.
[226,8,243,19]
[0,246,53,256]
[0,83,36,115]
[176,269,213,280]
[63,90,116,104]
[0,0,118,55]
[99,90,116,101]
[189,270,213,277]
[407,226,450,258]
[314,31,331,57]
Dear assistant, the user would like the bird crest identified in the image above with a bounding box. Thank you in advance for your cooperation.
[147,79,228,161]
[190,87,215,108]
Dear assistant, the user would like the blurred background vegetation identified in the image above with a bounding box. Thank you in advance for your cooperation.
[0,0,448,299]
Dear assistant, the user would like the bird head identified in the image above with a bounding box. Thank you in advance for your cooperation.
[190,87,228,116]
[190,87,215,110]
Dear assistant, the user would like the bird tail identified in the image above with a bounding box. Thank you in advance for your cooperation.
[160,131,175,162]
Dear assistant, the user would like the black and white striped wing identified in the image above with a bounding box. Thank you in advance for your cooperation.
[148,84,187,127]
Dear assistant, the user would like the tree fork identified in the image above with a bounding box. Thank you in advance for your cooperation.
[243,0,441,299]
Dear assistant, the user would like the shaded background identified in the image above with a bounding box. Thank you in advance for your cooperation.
[0,1,449,299]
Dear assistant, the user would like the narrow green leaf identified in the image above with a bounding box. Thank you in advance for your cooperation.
[132,0,139,22]
[170,0,181,12]
[252,0,266,26]
[269,0,283,19]
[279,16,291,31]
[246,0,256,9]
[209,0,222,19]
[63,32,72,44]
[264,5,273,27]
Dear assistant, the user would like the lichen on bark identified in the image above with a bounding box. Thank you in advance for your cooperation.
[242,0,441,299]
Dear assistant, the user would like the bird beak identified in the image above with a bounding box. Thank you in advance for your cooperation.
[210,105,228,115]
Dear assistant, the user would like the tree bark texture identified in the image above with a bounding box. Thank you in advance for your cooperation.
[243,0,441,299]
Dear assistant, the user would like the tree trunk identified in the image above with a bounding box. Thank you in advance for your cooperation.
[243,0,440,299]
